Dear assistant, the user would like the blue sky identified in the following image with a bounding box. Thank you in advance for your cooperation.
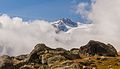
[0,0,92,22]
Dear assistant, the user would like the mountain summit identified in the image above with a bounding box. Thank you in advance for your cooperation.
[52,18,78,32]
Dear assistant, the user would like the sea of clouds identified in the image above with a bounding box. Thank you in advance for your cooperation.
[0,0,120,56]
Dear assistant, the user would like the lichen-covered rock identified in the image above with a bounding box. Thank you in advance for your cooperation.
[41,49,66,64]
[38,65,50,69]
[80,40,118,57]
[47,55,66,67]
[0,55,13,69]
[13,60,27,69]
[70,48,80,54]
[41,53,53,64]
[70,63,82,69]
[26,43,52,63]
[63,51,81,60]
[15,54,28,61]
[20,65,34,69]
[64,54,81,60]
[50,60,82,69]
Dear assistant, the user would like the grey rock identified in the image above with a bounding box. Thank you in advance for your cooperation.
[47,55,66,66]
[0,55,13,69]
[64,54,81,60]
[38,65,50,69]
[20,65,34,69]
[55,48,66,52]
[26,43,52,63]
[80,40,118,57]
[15,54,28,60]
[70,48,80,54]
[63,51,81,60]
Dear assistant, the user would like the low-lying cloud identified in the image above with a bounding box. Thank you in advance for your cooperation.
[0,0,120,56]
[0,14,93,56]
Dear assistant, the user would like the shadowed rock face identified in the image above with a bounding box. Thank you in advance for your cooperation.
[26,43,52,63]
[80,40,118,57]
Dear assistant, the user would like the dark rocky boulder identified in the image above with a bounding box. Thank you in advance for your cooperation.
[80,40,118,57]
[0,55,13,69]
[26,43,52,63]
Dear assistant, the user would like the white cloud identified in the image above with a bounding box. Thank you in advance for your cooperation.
[0,14,57,56]
[0,14,93,56]
[76,2,89,18]
[0,0,120,56]
[89,0,120,49]
[74,0,120,51]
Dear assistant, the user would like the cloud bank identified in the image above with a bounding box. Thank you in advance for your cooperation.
[0,0,120,56]
[0,14,57,56]
[89,0,120,50]
[0,14,92,56]
[75,0,120,50]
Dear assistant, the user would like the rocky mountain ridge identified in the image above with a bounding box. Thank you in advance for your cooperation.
[0,40,120,69]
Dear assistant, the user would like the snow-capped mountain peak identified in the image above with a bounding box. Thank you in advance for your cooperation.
[52,18,78,32]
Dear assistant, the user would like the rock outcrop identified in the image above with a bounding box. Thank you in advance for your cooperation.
[26,43,52,63]
[80,40,118,57]
[0,40,119,69]
[0,55,13,69]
